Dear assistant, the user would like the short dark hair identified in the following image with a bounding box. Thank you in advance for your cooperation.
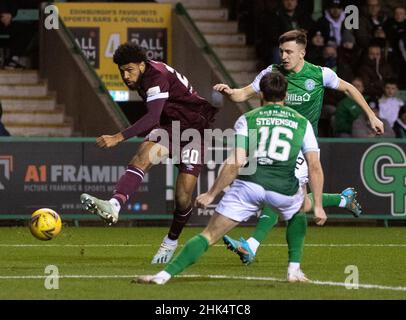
[352,77,364,84]
[113,42,147,66]
[327,0,344,8]
[368,42,381,49]
[259,72,288,102]
[279,29,307,47]
[384,78,398,86]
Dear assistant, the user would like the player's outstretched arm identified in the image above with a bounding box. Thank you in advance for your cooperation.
[305,151,327,226]
[337,79,384,135]
[195,148,246,208]
[96,99,165,149]
[213,83,257,103]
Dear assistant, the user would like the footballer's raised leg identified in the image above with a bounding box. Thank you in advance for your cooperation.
[223,187,363,265]
[81,141,162,225]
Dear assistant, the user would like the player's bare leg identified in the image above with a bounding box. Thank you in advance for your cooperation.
[151,172,197,264]
[81,141,168,224]
[201,212,240,245]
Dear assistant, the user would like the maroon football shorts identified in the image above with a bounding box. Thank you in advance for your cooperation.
[145,106,218,177]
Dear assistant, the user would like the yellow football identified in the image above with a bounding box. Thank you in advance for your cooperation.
[29,208,62,241]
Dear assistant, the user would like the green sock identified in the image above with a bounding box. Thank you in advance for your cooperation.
[286,212,307,263]
[308,193,342,209]
[251,206,279,243]
[164,234,209,276]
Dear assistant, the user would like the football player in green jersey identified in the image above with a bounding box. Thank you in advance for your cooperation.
[213,29,383,265]
[136,72,326,284]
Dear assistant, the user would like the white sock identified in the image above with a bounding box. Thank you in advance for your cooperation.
[108,198,121,214]
[156,270,171,281]
[288,262,300,272]
[339,196,347,208]
[163,235,178,247]
[247,237,260,254]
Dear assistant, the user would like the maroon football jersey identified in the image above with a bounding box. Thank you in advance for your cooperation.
[137,60,217,131]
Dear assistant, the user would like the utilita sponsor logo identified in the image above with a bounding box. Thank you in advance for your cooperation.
[286,93,311,103]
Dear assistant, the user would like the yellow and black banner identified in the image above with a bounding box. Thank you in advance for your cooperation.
[58,3,172,92]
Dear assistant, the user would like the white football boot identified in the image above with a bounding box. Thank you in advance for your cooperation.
[135,274,169,285]
[80,193,119,225]
[151,242,178,264]
[287,269,310,283]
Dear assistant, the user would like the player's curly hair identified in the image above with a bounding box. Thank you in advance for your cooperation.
[260,72,288,102]
[113,42,147,66]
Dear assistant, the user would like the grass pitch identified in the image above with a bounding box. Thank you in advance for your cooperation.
[0,226,405,300]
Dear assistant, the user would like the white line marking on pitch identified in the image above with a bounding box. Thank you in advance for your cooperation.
[182,275,406,292]
[0,244,152,247]
[0,274,405,292]
[0,275,134,279]
[254,244,406,247]
[0,243,405,247]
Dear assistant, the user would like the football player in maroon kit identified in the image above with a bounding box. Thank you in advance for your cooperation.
[81,42,218,264]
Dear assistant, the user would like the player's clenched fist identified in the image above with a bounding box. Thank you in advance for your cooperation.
[313,206,327,226]
[195,193,216,209]
[96,133,124,148]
